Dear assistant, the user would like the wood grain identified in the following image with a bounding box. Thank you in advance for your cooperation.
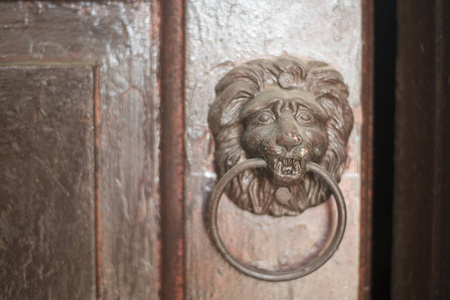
[0,66,95,300]
[0,3,161,299]
[393,0,450,298]
[160,0,185,299]
[359,0,374,298]
[184,1,363,298]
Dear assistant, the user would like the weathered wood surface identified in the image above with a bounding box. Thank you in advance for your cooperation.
[159,0,185,299]
[0,2,160,299]
[360,0,374,298]
[0,66,95,300]
[393,0,450,298]
[184,1,363,299]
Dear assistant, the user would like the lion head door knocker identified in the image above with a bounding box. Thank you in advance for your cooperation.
[207,56,354,281]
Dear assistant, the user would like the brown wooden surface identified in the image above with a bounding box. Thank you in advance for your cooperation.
[184,1,364,298]
[0,3,161,299]
[0,1,376,299]
[359,0,374,298]
[393,0,450,298]
[0,66,95,300]
[436,0,450,286]
[159,0,185,299]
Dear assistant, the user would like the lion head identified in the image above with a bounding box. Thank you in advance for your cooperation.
[208,56,353,216]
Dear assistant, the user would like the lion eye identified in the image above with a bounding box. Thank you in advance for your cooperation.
[297,111,314,123]
[257,111,275,125]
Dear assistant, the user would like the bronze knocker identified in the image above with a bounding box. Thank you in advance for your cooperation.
[207,56,354,281]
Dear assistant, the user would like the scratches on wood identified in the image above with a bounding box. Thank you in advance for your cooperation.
[0,66,96,300]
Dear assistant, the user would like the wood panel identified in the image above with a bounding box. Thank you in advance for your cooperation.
[393,0,450,298]
[0,66,95,300]
[184,1,364,299]
[0,3,161,299]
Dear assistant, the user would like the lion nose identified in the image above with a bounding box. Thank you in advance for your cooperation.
[276,131,303,151]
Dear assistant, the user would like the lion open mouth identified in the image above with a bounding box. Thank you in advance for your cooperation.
[269,157,308,186]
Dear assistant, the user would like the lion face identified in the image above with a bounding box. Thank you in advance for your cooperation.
[208,56,353,216]
[240,86,329,187]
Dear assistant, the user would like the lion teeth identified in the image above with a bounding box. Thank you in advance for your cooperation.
[281,158,296,166]
[283,166,293,174]
[274,158,306,175]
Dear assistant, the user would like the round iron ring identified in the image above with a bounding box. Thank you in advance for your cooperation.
[208,158,347,281]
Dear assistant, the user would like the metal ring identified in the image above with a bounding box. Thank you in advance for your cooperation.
[208,158,347,281]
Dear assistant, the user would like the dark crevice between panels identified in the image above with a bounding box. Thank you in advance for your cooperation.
[372,0,396,299]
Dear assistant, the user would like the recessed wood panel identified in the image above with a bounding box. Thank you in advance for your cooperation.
[0,66,95,300]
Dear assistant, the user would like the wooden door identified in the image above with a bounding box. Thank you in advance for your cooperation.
[0,2,161,299]
[393,0,450,298]
[179,1,372,299]
[0,1,373,299]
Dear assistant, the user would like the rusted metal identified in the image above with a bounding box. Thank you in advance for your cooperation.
[359,0,374,298]
[208,158,347,281]
[159,0,185,299]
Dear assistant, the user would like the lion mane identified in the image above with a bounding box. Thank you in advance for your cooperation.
[208,56,353,216]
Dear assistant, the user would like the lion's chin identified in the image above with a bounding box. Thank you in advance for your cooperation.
[269,157,307,187]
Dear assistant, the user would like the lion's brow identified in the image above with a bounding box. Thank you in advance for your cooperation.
[240,99,280,119]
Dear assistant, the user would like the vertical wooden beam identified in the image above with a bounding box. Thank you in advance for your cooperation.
[394,1,436,297]
[360,0,374,299]
[160,0,185,299]
[393,0,450,298]
[94,65,103,300]
[434,1,450,296]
